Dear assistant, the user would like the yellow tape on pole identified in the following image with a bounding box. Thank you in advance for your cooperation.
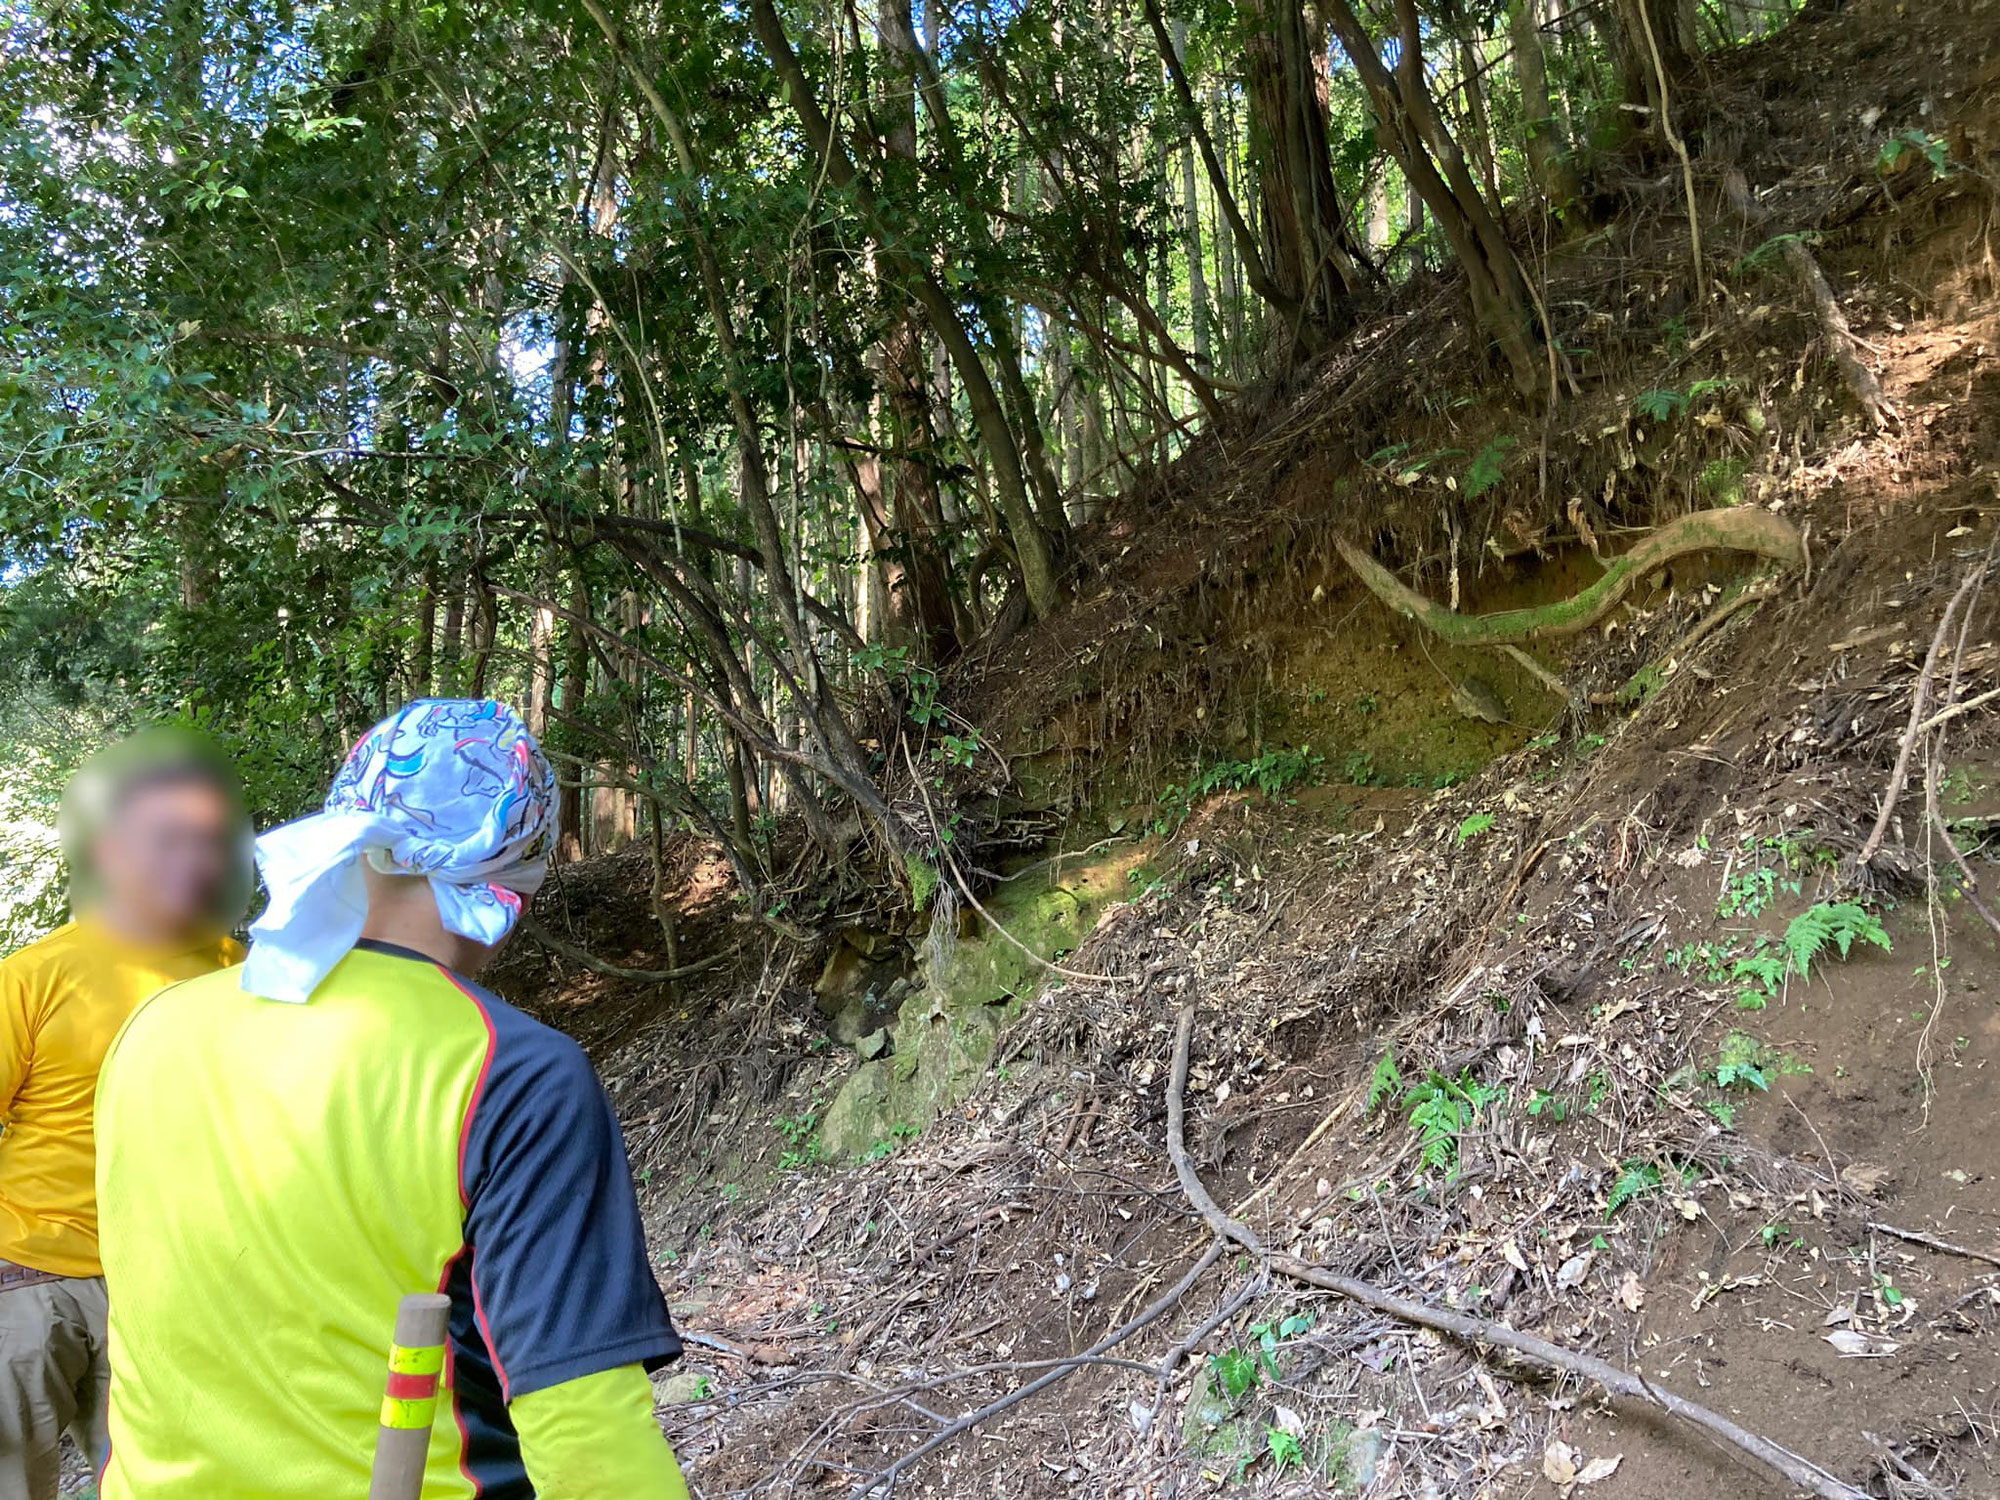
[387,1342,447,1376]
[379,1396,440,1431]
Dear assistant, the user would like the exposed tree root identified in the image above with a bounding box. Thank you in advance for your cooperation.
[1722,168,1899,432]
[1586,575,1783,706]
[516,916,733,983]
[1335,507,1803,645]
[1163,1005,1871,1500]
[1856,561,1990,870]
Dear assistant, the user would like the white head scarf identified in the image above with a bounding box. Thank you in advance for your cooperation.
[240,699,558,1003]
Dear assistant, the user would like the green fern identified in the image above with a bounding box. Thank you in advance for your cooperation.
[1635,388,1689,422]
[1463,436,1517,498]
[1401,1070,1504,1173]
[1783,902,1890,982]
[1366,1049,1402,1112]
[1607,1160,1662,1215]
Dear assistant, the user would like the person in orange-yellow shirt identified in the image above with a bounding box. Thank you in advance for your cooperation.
[0,730,249,1500]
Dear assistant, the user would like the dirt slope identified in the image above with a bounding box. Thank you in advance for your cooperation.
[492,3,2000,1496]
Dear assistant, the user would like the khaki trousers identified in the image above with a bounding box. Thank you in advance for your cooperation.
[0,1277,109,1500]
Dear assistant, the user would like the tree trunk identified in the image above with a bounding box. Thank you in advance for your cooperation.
[412,564,436,698]
[1171,23,1213,366]
[743,0,1065,616]
[1454,28,1502,203]
[874,0,961,662]
[439,574,466,695]
[1367,173,1392,253]
[556,566,589,862]
[1612,0,1702,121]
[1243,0,1365,333]
[1509,0,1581,210]
[1322,0,1543,397]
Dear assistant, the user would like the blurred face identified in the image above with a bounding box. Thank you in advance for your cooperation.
[88,778,237,943]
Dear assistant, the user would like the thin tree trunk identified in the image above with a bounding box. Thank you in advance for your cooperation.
[1509,0,1580,210]
[1455,29,1502,203]
[1169,21,1213,366]
[556,566,589,862]
[1322,0,1543,396]
[1367,172,1392,252]
[439,574,466,695]
[412,565,436,698]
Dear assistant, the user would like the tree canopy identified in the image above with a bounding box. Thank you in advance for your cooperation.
[0,0,1808,929]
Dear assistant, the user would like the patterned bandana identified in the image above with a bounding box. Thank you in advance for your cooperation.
[240,700,558,1003]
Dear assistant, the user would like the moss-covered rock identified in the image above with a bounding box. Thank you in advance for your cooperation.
[818,845,1146,1156]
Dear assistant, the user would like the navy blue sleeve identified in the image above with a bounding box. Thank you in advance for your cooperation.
[460,990,682,1400]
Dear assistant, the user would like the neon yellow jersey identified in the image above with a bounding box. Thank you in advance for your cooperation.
[0,918,241,1277]
[95,940,681,1498]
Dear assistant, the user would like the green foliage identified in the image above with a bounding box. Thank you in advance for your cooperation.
[1151,748,1323,832]
[1710,1031,1772,1093]
[1730,943,1787,1008]
[1784,902,1891,979]
[1401,1069,1505,1173]
[1700,457,1748,505]
[1634,388,1689,422]
[1607,1159,1662,1214]
[1761,1221,1803,1251]
[936,730,983,769]
[1462,436,1518,499]
[906,852,941,913]
[862,1122,920,1162]
[776,1110,827,1170]
[1878,128,1950,179]
[1265,1425,1306,1473]
[1212,1348,1262,1403]
[1342,750,1385,787]
[1366,1048,1403,1112]
[1526,1088,1568,1122]
[1455,811,1496,845]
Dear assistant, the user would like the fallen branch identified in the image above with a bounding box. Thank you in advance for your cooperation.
[1867,1220,2000,1271]
[1138,1272,1266,1437]
[1915,683,2000,735]
[1722,168,1898,431]
[1164,1005,1869,1500]
[517,916,733,984]
[1335,507,1803,646]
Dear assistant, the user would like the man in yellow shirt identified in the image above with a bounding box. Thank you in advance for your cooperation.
[0,731,247,1500]
[96,700,687,1498]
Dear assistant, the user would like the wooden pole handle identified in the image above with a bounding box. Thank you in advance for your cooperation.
[367,1293,452,1500]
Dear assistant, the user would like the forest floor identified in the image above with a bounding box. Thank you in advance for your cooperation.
[491,2,2000,1496]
